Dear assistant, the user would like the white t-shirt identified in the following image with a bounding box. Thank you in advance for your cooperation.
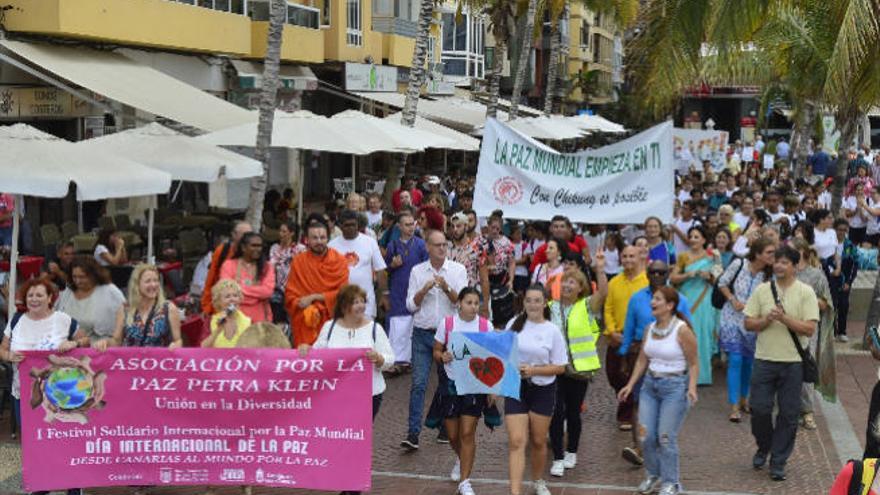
[844,196,871,228]
[512,242,529,277]
[604,248,621,274]
[814,228,838,259]
[94,244,111,266]
[328,234,387,318]
[733,212,751,229]
[673,218,698,255]
[505,319,567,386]
[434,315,484,377]
[366,210,383,231]
[313,319,394,396]
[817,191,832,210]
[677,190,692,204]
[4,312,73,398]
[55,285,125,340]
[769,211,788,223]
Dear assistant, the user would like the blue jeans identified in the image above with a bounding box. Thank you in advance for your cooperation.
[727,352,754,406]
[0,226,11,247]
[638,373,690,486]
[407,327,436,436]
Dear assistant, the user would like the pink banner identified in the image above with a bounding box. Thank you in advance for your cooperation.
[19,347,372,492]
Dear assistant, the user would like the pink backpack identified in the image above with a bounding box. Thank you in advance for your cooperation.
[443,315,490,346]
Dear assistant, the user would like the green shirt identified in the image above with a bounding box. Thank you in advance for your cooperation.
[744,280,819,363]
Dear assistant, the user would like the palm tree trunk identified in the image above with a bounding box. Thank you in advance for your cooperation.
[487,41,506,119]
[831,113,858,213]
[544,18,561,115]
[509,0,538,121]
[402,0,434,128]
[791,102,816,178]
[245,0,287,232]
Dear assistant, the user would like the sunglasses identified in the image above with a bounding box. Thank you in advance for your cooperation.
[648,269,668,275]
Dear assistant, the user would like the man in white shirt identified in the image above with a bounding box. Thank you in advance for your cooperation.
[328,210,388,319]
[401,230,467,451]
[365,193,384,233]
[671,200,699,255]
[755,134,765,155]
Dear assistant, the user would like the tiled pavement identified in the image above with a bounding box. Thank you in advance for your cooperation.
[4,321,878,495]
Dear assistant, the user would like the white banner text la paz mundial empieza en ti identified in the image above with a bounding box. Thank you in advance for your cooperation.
[474,119,674,224]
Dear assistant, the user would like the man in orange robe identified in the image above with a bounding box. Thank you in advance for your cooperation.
[285,220,349,346]
[201,221,253,314]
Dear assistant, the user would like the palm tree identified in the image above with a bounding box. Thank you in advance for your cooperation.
[509,0,539,120]
[245,0,288,232]
[401,0,438,128]
[483,0,517,118]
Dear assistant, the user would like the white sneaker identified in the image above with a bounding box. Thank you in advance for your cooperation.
[658,483,681,495]
[837,335,850,343]
[563,452,577,469]
[533,479,552,495]
[450,458,461,482]
[637,476,661,494]
[550,460,565,477]
[458,479,476,495]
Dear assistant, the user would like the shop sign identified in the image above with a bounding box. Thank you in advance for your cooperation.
[344,63,397,92]
[0,86,94,119]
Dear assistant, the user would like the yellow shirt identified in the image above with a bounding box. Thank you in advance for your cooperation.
[209,311,252,348]
[744,280,819,362]
[603,271,648,335]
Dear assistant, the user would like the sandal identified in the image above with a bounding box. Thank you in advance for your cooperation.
[729,408,742,423]
[801,413,817,430]
[739,400,751,414]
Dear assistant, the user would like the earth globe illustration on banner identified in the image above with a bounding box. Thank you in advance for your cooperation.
[29,354,107,424]
[45,367,93,410]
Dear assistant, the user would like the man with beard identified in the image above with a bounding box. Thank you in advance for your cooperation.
[285,218,350,346]
[448,212,490,317]
[528,215,590,272]
[329,210,388,319]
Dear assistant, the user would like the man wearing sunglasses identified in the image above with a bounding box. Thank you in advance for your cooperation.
[617,260,693,467]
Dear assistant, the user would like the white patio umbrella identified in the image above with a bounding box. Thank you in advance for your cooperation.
[198,110,379,155]
[78,122,263,261]
[567,114,627,134]
[0,123,172,317]
[507,116,588,141]
[384,113,480,152]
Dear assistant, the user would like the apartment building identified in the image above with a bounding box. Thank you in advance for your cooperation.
[564,3,623,110]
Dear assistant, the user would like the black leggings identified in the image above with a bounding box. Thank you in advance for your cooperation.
[549,375,590,460]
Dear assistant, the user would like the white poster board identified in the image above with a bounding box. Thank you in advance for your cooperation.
[672,128,729,171]
[474,119,675,224]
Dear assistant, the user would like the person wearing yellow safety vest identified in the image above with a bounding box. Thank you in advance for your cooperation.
[547,248,608,478]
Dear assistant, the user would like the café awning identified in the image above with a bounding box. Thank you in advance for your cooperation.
[0,40,254,132]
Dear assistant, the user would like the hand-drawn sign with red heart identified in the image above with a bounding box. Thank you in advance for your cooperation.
[469,357,504,387]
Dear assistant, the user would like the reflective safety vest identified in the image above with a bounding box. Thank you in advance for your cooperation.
[551,298,601,373]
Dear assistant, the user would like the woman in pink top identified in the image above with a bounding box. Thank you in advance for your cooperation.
[219,232,275,323]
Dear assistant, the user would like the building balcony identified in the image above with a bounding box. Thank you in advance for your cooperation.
[2,0,252,56]
[250,21,325,63]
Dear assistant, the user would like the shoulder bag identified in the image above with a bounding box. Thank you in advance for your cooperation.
[711,257,744,309]
[770,280,818,384]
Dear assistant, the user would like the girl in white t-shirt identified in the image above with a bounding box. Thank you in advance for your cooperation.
[504,285,567,495]
[433,287,492,495]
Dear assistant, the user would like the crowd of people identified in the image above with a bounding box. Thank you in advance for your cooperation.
[1,137,878,495]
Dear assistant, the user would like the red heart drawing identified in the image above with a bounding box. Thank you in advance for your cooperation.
[469,357,504,388]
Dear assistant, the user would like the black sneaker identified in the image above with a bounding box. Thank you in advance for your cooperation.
[769,467,786,481]
[752,451,768,470]
[401,432,419,451]
[436,429,450,444]
[622,446,644,466]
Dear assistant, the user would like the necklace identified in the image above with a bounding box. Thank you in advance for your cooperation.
[651,317,677,338]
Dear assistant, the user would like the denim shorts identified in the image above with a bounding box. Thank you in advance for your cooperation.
[505,380,557,417]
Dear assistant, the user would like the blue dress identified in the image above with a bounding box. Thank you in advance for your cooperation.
[676,253,718,385]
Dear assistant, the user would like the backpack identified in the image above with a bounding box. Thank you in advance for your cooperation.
[327,319,377,342]
[9,312,79,340]
[442,315,490,346]
[830,458,880,495]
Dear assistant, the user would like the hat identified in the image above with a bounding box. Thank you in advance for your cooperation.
[426,175,441,186]
[450,212,468,225]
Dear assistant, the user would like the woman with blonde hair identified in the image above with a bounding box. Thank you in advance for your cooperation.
[202,279,252,349]
[93,264,182,351]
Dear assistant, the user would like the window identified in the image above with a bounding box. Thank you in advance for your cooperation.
[322,0,331,26]
[176,0,242,13]
[580,20,589,47]
[347,0,363,45]
[248,0,320,28]
[442,13,467,51]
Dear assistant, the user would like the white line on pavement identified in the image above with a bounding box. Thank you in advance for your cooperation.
[815,388,864,464]
[374,470,763,495]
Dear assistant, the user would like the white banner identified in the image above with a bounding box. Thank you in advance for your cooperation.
[474,119,675,224]
[672,128,729,172]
